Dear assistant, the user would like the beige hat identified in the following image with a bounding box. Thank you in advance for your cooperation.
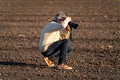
[53,12,66,21]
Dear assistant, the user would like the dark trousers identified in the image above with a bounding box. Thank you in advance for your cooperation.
[41,39,72,65]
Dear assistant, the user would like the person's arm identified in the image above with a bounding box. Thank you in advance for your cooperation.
[46,22,64,32]
[46,17,71,32]
[60,25,71,40]
[61,17,72,28]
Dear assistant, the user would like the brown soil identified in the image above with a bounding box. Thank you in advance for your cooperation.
[0,0,120,80]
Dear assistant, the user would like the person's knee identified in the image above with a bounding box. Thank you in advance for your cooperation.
[62,39,68,44]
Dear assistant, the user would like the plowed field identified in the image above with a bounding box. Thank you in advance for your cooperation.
[0,0,120,80]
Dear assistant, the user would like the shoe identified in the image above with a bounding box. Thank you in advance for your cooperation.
[44,57,54,67]
[57,64,72,70]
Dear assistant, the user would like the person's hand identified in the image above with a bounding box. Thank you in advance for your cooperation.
[66,25,71,32]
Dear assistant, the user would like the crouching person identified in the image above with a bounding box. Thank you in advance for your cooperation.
[39,12,73,70]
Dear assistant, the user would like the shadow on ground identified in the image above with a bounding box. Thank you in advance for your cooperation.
[0,61,47,68]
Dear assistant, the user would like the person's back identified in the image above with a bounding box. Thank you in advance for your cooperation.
[39,21,63,52]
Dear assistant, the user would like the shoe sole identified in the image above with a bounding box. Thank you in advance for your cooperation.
[57,67,72,70]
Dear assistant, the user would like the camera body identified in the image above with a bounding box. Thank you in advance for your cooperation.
[68,22,78,29]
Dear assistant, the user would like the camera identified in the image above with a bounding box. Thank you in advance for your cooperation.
[68,22,78,29]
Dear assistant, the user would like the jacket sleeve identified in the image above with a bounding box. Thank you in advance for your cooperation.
[61,17,71,28]
[46,17,71,32]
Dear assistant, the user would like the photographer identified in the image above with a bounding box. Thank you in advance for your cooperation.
[39,12,76,70]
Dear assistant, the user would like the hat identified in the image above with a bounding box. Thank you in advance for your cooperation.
[53,12,66,21]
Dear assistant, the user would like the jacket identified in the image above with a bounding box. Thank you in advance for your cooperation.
[39,17,70,52]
